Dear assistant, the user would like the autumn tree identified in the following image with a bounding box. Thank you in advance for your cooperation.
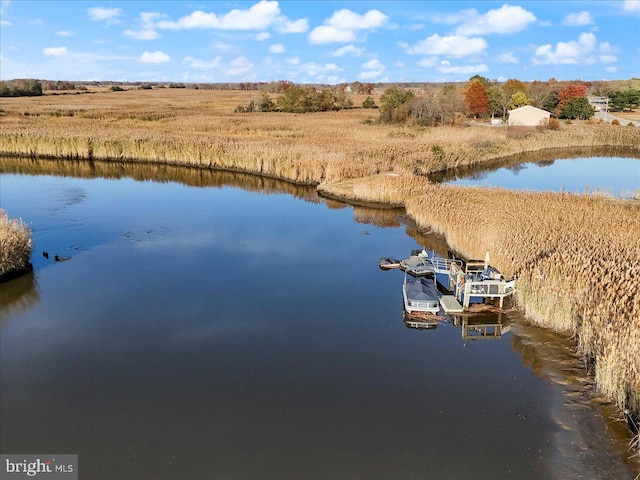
[556,84,588,110]
[502,79,527,98]
[438,84,465,123]
[528,80,556,111]
[409,86,443,125]
[508,92,530,110]
[465,80,489,117]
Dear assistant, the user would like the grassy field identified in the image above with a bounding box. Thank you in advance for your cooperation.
[1,88,639,435]
[1,88,638,185]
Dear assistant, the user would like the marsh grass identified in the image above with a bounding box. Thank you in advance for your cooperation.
[0,209,32,278]
[1,89,638,184]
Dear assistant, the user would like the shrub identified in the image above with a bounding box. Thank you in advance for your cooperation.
[362,96,376,109]
[611,119,620,126]
[548,117,560,130]
[110,85,125,92]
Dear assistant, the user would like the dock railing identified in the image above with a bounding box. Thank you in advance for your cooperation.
[428,256,464,275]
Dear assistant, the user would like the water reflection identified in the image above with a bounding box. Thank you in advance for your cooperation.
[0,156,321,202]
[509,321,640,477]
[0,272,40,322]
[428,146,639,189]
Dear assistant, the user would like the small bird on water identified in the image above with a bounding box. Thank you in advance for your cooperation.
[42,251,49,259]
[54,255,71,262]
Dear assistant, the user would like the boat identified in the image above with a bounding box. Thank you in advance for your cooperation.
[402,270,440,314]
[400,249,434,276]
[378,257,401,270]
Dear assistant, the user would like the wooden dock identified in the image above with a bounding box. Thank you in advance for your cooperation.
[440,295,464,313]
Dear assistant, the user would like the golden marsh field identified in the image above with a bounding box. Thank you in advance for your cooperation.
[1,88,639,437]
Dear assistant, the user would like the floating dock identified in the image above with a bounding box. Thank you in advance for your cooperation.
[440,295,464,313]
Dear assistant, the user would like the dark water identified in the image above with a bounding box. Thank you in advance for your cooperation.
[1,160,638,480]
[435,150,640,197]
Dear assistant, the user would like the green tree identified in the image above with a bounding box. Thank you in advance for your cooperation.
[488,85,510,118]
[468,75,491,89]
[379,87,415,123]
[609,89,640,112]
[560,97,595,119]
[277,86,310,113]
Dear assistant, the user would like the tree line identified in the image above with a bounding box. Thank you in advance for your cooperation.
[235,86,354,113]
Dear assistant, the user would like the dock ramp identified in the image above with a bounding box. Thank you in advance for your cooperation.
[440,295,464,313]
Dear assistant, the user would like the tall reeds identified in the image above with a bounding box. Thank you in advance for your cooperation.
[0,209,32,279]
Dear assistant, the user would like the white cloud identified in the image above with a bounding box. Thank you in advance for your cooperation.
[331,44,364,57]
[562,11,594,26]
[497,51,519,63]
[156,1,306,32]
[87,7,121,23]
[226,56,254,76]
[358,70,383,80]
[124,12,163,40]
[43,46,68,56]
[0,20,11,26]
[183,56,222,69]
[623,0,640,12]
[605,66,617,72]
[275,17,308,33]
[451,5,536,35]
[255,32,271,41]
[139,50,170,64]
[124,29,160,40]
[417,58,437,68]
[362,58,384,70]
[533,32,597,65]
[599,55,617,63]
[407,34,488,57]
[437,61,488,74]
[309,9,388,44]
[56,30,75,37]
[269,43,285,54]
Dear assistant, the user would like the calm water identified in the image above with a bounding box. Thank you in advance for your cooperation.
[446,156,640,197]
[1,160,637,479]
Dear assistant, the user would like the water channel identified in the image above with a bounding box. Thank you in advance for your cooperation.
[432,148,640,197]
[1,157,638,479]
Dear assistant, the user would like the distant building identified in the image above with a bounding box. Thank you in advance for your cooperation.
[507,105,551,127]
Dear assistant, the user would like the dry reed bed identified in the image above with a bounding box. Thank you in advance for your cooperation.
[1,90,639,185]
[321,175,640,416]
[0,209,32,278]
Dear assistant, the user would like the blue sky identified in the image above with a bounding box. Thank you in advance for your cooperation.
[1,1,639,83]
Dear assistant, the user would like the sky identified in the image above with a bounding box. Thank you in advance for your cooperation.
[1,1,639,84]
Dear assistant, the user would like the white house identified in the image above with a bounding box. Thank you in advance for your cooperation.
[507,105,551,127]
